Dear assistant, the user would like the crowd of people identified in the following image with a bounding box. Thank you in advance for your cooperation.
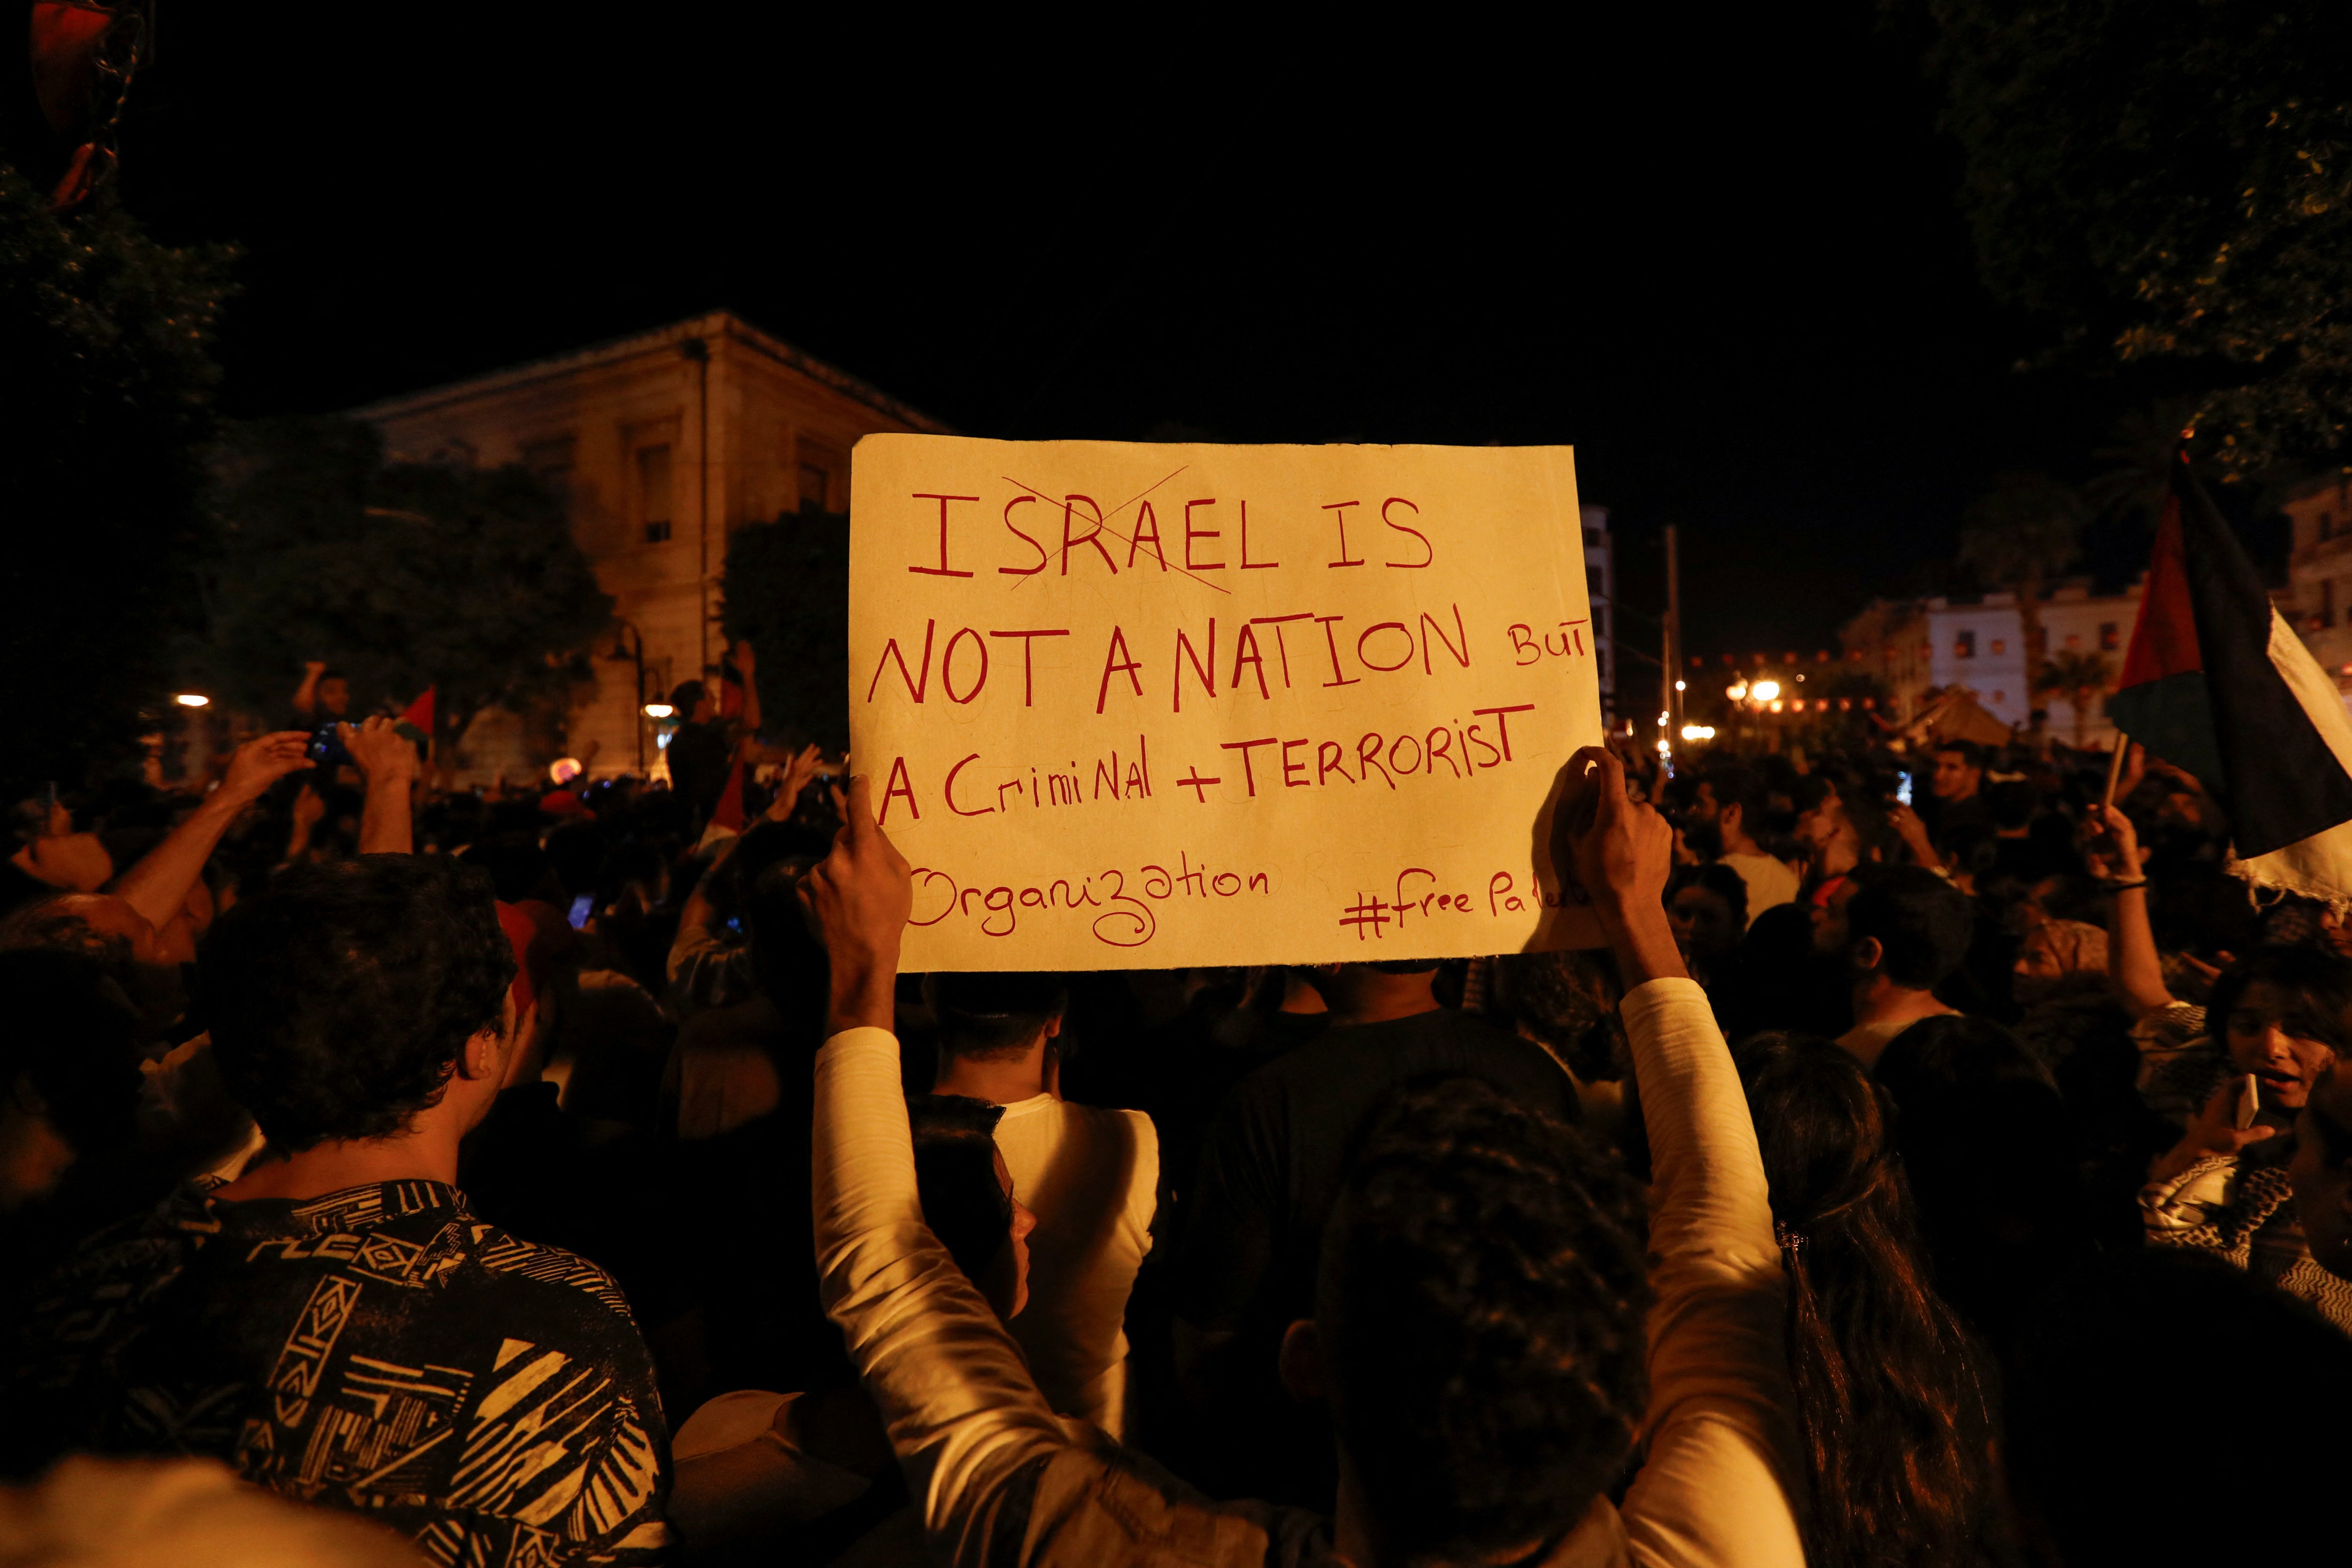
[4,657,2352,1567]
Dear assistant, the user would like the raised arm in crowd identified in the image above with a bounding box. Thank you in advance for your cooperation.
[796,746,1804,1568]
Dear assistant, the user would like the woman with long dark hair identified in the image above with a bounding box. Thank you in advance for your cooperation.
[1734,1032,2010,1568]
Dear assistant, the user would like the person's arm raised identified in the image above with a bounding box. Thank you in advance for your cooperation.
[730,639,762,740]
[291,660,325,720]
[1558,747,1684,987]
[1555,747,1805,1568]
[2087,803,2173,1019]
[344,717,420,855]
[763,743,826,825]
[800,774,908,1036]
[803,780,1083,1563]
[116,732,310,931]
[667,829,747,981]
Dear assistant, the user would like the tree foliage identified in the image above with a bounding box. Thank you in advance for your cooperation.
[204,418,614,757]
[718,510,849,750]
[1913,3,2352,472]
[0,161,234,795]
[2032,648,2113,747]
[1957,470,2086,665]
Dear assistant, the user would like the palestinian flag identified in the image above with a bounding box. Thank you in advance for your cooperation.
[2107,462,2352,900]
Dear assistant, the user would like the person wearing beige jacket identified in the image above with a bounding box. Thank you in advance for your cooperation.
[798,749,1803,1568]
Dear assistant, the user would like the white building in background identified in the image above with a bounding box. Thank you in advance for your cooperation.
[1582,504,1614,723]
[2277,473,2352,688]
[1917,580,2142,746]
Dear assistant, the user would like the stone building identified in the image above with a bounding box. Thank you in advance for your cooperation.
[353,311,947,778]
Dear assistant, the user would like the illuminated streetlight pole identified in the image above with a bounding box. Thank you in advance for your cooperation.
[1664,523,1684,741]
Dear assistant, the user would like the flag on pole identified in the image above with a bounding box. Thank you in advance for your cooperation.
[2107,463,2352,901]
[400,686,436,735]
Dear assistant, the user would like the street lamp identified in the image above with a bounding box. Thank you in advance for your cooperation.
[173,693,209,708]
[1750,679,1782,702]
[643,703,675,719]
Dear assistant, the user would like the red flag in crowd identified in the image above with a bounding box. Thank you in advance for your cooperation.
[711,753,749,832]
[2108,459,2352,900]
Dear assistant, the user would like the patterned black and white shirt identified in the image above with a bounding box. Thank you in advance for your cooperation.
[8,1179,672,1566]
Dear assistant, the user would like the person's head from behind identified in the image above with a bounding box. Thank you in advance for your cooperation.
[906,1093,1035,1319]
[199,857,516,1152]
[1738,1031,1920,1250]
[1930,741,1984,802]
[1791,774,1844,850]
[668,679,713,724]
[1872,1015,2077,1306]
[1665,863,1746,969]
[1733,1034,1995,1549]
[1485,950,1622,1083]
[1985,779,2037,833]
[2203,945,2352,1118]
[743,836,828,1034]
[2006,1249,2352,1564]
[0,949,149,1212]
[1284,1077,1648,1566]
[926,971,1068,1065]
[317,669,350,717]
[0,893,161,974]
[1841,863,1972,995]
[1309,959,1440,1021]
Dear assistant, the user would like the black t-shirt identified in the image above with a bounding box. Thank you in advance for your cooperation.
[665,720,732,816]
[1173,1007,1575,1336]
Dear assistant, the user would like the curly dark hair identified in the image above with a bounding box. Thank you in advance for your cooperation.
[199,856,514,1150]
[1320,1075,1650,1563]
[1485,949,1624,1083]
[1734,1033,2009,1568]
[0,895,134,976]
[2203,944,2352,1055]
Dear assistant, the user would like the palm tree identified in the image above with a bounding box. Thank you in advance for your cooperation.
[2082,398,2202,533]
[1958,472,2089,680]
[2032,649,2114,747]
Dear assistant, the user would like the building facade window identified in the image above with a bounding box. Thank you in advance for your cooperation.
[2325,579,2338,629]
[797,436,844,513]
[2100,621,2120,651]
[1990,638,2006,656]
[638,443,674,543]
[1955,629,1976,659]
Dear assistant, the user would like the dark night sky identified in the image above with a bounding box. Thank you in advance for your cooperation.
[97,6,2133,664]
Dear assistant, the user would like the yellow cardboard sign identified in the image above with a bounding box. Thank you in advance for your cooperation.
[848,435,1605,970]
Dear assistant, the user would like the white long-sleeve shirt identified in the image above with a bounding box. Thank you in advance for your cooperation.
[810,977,1803,1568]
